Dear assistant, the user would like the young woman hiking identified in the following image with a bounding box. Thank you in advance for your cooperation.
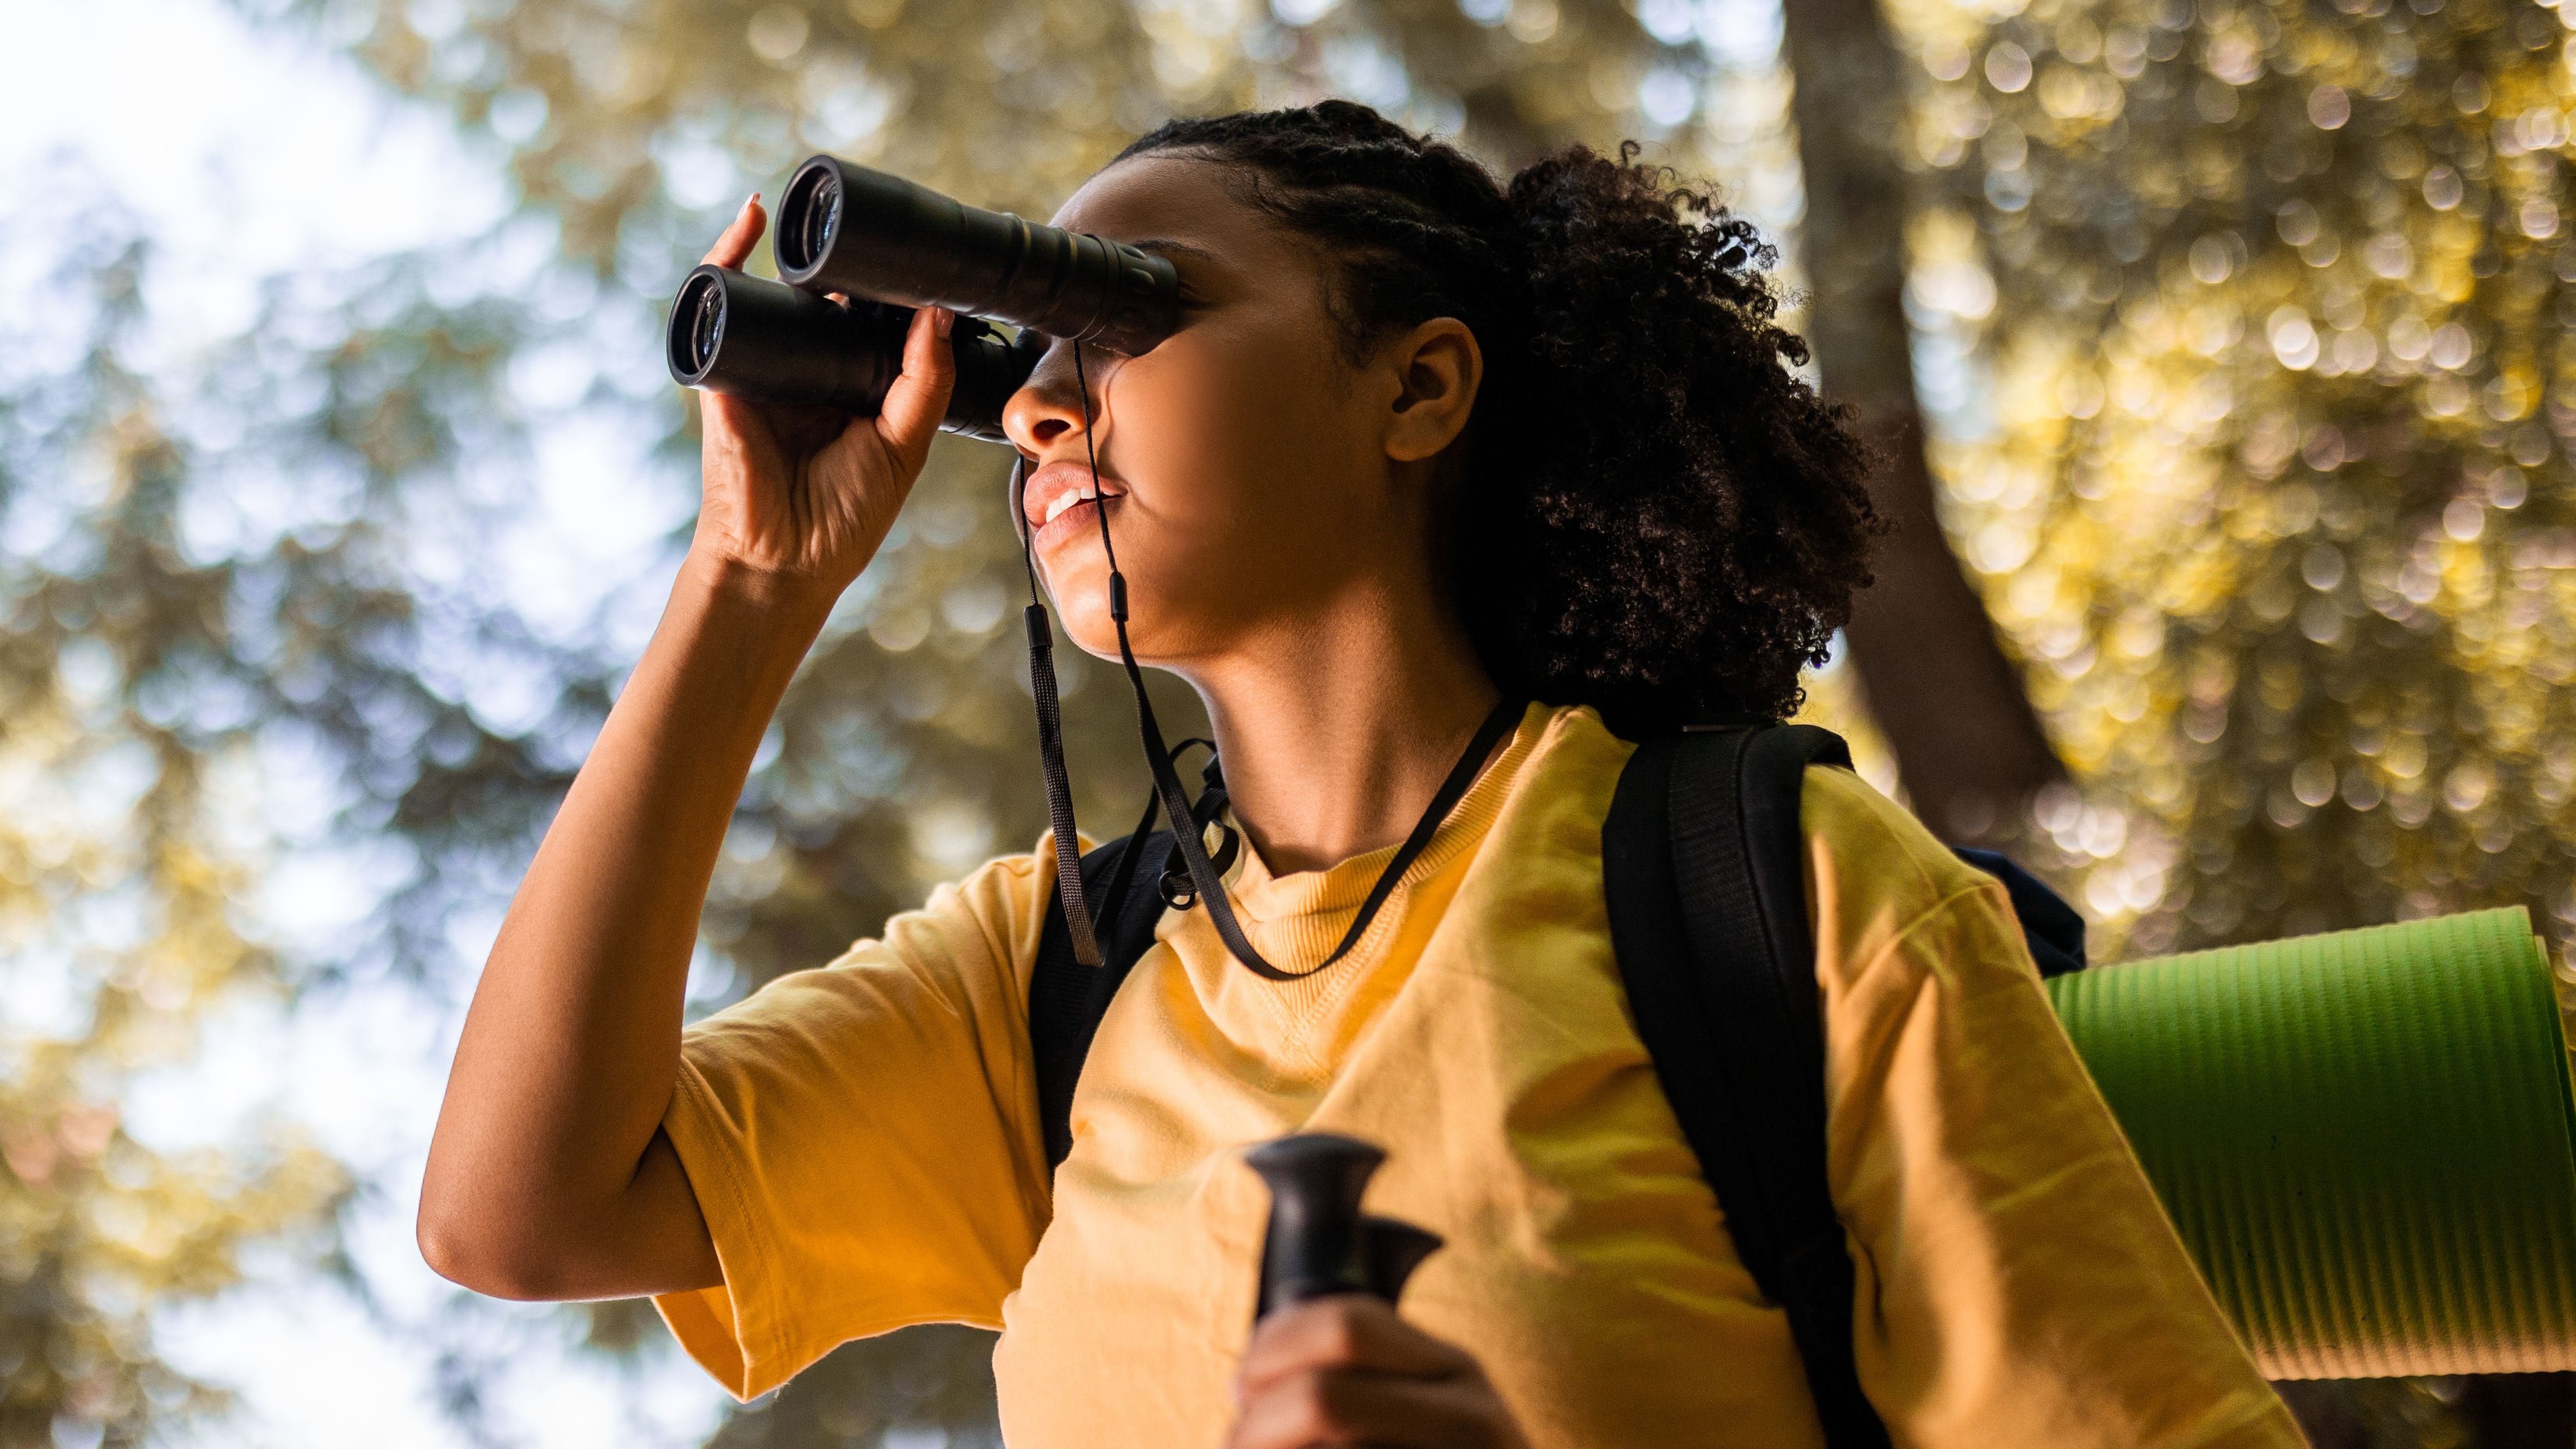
[419,102,2302,1449]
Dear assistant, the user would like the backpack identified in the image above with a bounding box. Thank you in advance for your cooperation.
[1026,722,2088,1449]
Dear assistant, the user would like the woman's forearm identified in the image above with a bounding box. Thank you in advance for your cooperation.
[419,547,840,1299]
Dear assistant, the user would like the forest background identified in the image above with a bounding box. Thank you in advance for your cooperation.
[4,0,2574,1443]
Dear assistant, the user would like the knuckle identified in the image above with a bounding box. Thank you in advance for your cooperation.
[1310,1301,1367,1363]
[1280,1370,1355,1441]
[1242,1310,1298,1370]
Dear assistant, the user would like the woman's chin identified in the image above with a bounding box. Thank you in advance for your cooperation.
[1051,609,1190,668]
[1038,590,1120,653]
[1057,623,1120,660]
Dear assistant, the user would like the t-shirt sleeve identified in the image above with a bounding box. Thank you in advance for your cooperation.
[651,845,1059,1401]
[1802,768,2303,1449]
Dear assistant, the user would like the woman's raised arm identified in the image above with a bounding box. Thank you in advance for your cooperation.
[417,196,955,1301]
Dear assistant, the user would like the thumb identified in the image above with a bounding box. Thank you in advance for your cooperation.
[877,306,957,468]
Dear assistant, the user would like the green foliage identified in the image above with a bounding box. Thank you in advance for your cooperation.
[1894,0,2576,1438]
[0,225,355,1448]
[1896,0,2576,965]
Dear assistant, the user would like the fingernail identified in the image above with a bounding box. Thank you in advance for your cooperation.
[934,307,955,337]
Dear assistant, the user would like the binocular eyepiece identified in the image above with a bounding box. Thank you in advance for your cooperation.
[666,156,1183,443]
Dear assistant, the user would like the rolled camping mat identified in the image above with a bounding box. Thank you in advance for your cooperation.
[2045,907,2576,1379]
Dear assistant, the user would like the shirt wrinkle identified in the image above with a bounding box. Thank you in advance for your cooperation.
[1837,880,2033,997]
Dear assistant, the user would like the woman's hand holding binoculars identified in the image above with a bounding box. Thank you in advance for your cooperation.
[1229,1296,1532,1449]
[689,195,957,601]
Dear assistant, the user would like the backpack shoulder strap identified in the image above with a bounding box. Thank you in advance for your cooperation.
[1603,724,1891,1449]
[1030,829,1173,1171]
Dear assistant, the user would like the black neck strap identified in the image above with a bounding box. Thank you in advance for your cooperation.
[1014,453,1103,967]
[1014,342,1525,982]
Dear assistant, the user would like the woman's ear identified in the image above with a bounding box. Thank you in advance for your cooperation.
[1382,318,1483,464]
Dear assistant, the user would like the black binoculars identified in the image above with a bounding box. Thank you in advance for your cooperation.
[665,156,1183,443]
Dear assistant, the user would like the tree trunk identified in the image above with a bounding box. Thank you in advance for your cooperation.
[1776,0,2063,843]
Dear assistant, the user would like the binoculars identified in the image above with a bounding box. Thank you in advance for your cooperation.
[665,156,1184,443]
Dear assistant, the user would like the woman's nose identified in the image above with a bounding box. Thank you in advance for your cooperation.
[1003,340,1103,454]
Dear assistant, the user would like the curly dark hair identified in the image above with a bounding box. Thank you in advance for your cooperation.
[1114,101,1886,736]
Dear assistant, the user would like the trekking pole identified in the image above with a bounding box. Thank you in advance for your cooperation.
[1245,1133,1442,1322]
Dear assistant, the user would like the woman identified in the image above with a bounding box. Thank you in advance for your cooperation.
[420,102,2299,1448]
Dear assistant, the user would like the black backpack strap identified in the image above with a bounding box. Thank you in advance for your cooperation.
[1604,724,1892,1449]
[1031,827,1173,1170]
[1030,744,1233,1172]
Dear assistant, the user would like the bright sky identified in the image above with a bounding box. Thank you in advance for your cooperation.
[1,1,726,1444]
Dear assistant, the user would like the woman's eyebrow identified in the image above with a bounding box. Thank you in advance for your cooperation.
[1130,238,1221,264]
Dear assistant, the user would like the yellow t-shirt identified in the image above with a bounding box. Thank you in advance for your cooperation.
[652,703,2300,1448]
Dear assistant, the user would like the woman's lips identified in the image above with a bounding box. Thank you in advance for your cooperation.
[1032,492,1120,549]
[1024,462,1128,548]
[1039,487,1093,528]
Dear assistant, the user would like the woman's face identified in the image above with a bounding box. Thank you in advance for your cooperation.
[1003,154,1474,669]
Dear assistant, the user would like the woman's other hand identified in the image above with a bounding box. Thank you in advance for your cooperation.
[1230,1296,1534,1449]
[690,194,955,597]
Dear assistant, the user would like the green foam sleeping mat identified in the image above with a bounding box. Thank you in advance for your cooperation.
[2045,907,2576,1379]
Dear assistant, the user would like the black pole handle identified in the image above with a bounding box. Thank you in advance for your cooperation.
[1245,1133,1443,1323]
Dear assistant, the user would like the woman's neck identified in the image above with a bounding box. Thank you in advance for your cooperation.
[1177,586,1505,878]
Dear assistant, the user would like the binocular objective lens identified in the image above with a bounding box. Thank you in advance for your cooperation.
[779,164,840,276]
[807,179,838,262]
[675,273,724,377]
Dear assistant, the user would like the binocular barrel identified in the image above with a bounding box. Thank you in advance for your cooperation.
[664,157,1181,441]
[773,156,1181,359]
[666,265,1036,444]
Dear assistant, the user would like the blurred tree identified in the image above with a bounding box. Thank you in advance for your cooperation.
[0,224,353,1448]
[0,160,725,1440]
[701,1323,1004,1448]
[1889,0,2576,1439]
[1781,0,2069,843]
